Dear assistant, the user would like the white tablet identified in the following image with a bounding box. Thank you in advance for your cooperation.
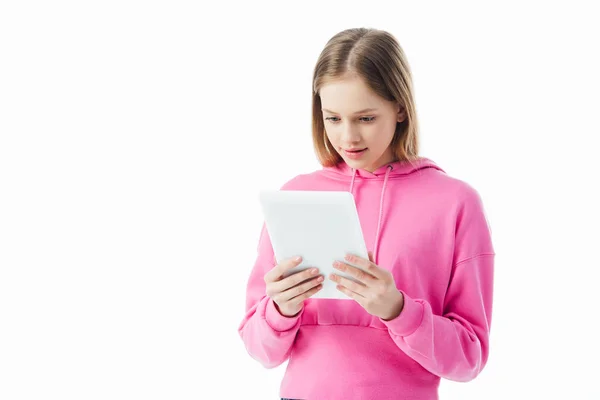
[258,190,369,300]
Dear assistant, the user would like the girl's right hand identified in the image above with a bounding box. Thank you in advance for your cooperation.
[264,256,324,317]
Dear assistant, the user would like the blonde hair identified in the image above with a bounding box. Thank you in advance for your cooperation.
[312,28,420,167]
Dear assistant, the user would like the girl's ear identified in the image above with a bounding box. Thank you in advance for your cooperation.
[397,104,407,123]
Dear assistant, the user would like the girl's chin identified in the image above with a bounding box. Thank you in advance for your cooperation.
[343,158,372,170]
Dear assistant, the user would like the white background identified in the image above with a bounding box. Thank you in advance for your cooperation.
[1,1,599,399]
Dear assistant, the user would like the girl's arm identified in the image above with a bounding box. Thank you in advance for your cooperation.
[381,186,495,382]
[237,224,303,368]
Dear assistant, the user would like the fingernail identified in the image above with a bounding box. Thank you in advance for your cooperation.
[310,268,318,274]
[294,256,302,261]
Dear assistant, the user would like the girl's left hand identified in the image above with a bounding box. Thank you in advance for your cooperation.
[330,252,404,321]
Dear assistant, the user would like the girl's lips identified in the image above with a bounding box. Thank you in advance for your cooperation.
[343,148,367,159]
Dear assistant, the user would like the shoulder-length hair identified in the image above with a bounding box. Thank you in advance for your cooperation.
[312,27,420,166]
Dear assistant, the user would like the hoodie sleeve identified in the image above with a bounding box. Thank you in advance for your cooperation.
[237,222,304,369]
[381,185,495,382]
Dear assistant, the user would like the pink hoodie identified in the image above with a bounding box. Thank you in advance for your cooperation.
[238,157,495,400]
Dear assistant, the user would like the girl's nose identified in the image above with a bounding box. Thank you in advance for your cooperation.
[341,122,361,143]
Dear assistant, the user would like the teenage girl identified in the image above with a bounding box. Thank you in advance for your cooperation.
[238,27,495,400]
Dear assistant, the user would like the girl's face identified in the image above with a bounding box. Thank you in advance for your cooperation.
[320,74,406,172]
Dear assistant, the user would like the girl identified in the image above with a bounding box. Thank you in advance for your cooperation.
[238,27,495,400]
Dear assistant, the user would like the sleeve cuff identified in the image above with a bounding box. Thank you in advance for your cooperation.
[380,290,424,337]
[263,297,303,332]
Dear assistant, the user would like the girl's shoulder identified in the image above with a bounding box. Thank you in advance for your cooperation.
[278,168,330,190]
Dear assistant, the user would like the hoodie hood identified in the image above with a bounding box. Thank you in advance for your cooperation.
[321,157,445,264]
[322,156,444,179]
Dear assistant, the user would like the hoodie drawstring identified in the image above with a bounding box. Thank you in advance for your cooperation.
[349,168,357,194]
[373,165,393,264]
[348,164,393,265]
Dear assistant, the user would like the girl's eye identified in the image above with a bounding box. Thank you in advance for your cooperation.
[324,116,376,123]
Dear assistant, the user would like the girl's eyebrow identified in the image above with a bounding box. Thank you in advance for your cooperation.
[322,108,378,114]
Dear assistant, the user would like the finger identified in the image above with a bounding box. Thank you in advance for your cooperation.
[289,282,323,305]
[344,253,387,280]
[368,251,374,263]
[264,256,302,283]
[333,261,376,285]
[329,274,367,297]
[336,284,365,306]
[274,267,320,292]
[277,275,324,302]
